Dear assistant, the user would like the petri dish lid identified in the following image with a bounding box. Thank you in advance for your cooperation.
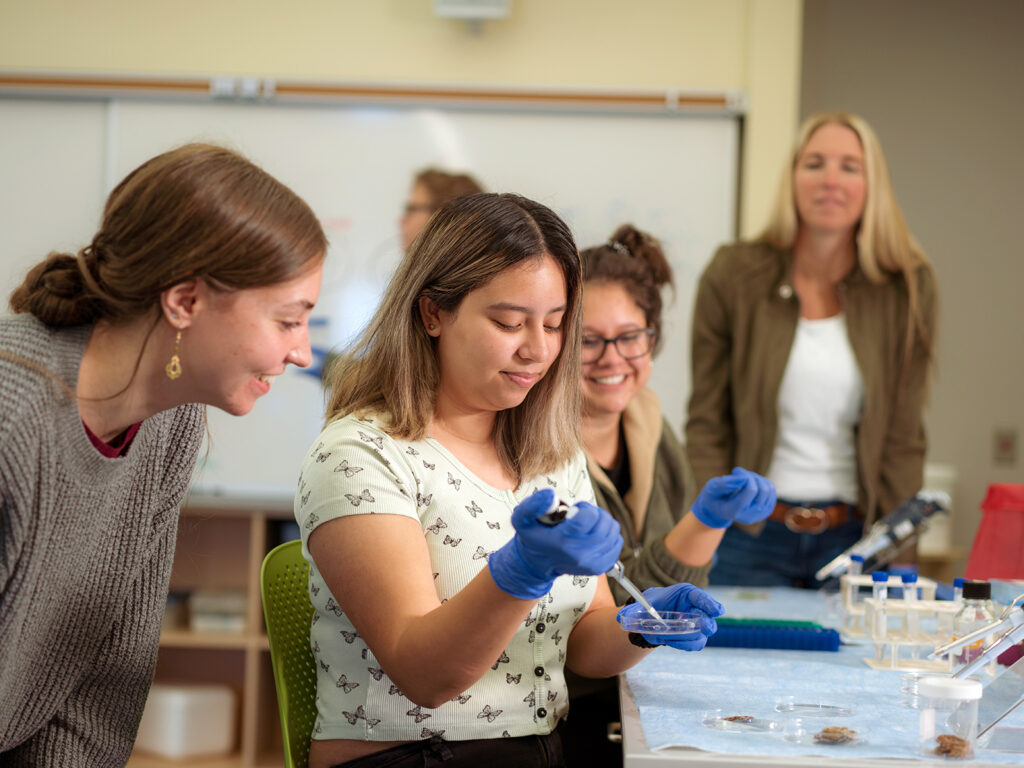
[617,610,702,636]
[918,676,983,700]
[774,696,855,716]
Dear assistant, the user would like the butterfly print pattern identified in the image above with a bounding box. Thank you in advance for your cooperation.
[477,705,502,723]
[357,431,384,450]
[300,490,311,507]
[406,706,431,723]
[342,705,381,728]
[334,460,363,477]
[336,675,358,693]
[302,419,597,737]
[345,489,374,507]
[491,651,510,670]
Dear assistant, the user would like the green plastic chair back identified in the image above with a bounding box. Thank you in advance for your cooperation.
[261,540,317,768]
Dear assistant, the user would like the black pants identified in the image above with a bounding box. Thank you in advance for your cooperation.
[331,732,565,768]
[558,681,623,768]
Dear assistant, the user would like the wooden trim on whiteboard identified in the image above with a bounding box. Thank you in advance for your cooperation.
[0,73,209,95]
[0,72,743,114]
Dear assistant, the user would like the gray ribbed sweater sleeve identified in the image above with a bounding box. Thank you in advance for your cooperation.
[0,315,204,766]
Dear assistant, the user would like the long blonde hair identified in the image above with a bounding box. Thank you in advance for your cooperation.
[761,112,933,362]
[326,193,583,482]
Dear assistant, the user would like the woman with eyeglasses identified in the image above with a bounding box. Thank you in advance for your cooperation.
[579,225,776,601]
[399,168,484,252]
[561,224,776,768]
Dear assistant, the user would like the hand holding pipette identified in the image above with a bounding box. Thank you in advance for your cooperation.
[488,488,623,600]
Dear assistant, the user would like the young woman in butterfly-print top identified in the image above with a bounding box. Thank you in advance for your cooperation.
[295,193,723,768]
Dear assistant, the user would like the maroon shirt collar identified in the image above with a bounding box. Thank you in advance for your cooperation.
[82,420,142,458]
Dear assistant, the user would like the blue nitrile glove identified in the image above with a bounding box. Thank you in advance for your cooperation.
[488,488,624,600]
[617,583,724,651]
[690,466,777,529]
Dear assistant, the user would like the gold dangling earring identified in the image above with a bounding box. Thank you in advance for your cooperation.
[166,330,182,380]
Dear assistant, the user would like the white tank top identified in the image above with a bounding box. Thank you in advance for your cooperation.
[767,313,864,503]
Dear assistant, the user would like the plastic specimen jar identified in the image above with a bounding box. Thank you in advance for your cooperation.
[918,676,982,759]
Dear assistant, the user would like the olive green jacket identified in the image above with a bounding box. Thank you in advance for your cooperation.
[588,387,712,603]
[685,241,937,533]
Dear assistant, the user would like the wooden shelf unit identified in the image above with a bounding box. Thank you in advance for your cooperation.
[128,501,296,768]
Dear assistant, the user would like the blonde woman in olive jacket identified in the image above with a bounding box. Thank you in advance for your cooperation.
[686,112,937,588]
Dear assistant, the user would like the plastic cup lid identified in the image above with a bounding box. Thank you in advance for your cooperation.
[918,676,983,700]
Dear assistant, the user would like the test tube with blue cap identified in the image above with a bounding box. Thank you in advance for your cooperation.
[953,577,965,606]
[872,571,889,658]
[903,572,920,658]
[849,554,866,607]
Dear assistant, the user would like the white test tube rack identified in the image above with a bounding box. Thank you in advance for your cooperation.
[861,595,960,671]
[840,573,938,636]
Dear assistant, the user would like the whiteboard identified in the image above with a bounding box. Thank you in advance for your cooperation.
[0,95,739,502]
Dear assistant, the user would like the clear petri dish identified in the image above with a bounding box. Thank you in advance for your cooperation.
[901,671,952,708]
[701,708,780,733]
[783,717,867,746]
[617,610,702,637]
[774,696,855,717]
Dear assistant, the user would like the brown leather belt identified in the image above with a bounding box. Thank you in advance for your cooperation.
[769,502,861,534]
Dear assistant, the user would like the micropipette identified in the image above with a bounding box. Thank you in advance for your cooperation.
[538,499,664,621]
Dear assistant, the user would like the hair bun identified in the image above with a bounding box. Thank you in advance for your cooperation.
[9,252,100,326]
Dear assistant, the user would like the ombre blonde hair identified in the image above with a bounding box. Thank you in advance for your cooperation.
[325,193,583,482]
[762,112,933,362]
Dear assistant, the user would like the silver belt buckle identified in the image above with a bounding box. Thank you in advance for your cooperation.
[784,506,829,534]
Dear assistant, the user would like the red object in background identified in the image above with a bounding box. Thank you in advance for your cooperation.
[964,483,1024,580]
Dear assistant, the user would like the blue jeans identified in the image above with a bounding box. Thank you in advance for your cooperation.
[708,516,863,589]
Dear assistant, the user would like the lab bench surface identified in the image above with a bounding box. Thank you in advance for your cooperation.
[619,587,1023,768]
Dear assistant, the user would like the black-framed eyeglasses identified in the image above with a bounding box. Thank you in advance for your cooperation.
[581,328,656,363]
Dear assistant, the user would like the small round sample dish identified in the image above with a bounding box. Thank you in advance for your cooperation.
[617,610,702,636]
[701,709,780,733]
[900,671,951,709]
[774,696,855,717]
[783,718,867,746]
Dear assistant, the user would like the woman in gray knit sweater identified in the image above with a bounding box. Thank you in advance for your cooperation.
[0,143,326,766]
